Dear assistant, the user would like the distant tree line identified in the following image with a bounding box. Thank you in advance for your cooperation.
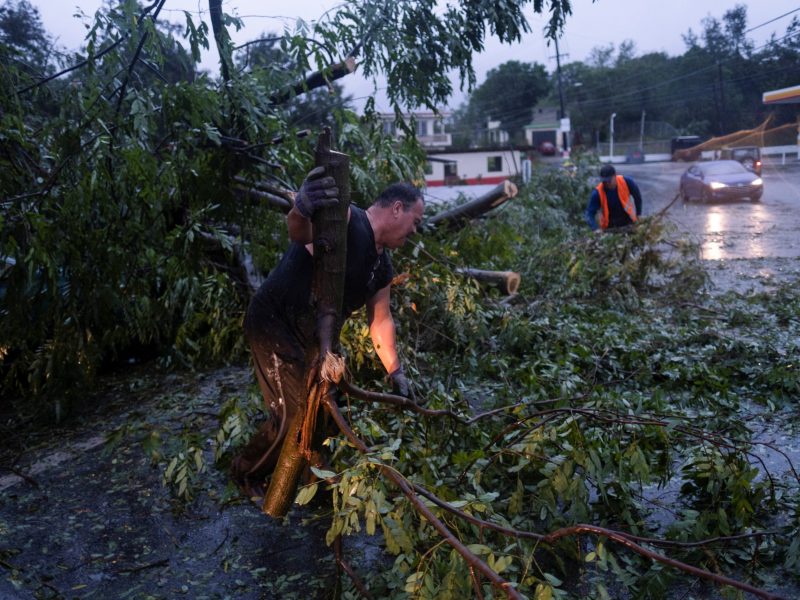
[451,4,800,148]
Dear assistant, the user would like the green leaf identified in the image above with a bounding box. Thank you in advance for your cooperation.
[534,583,553,600]
[295,483,319,506]
[310,467,337,480]
[543,573,563,587]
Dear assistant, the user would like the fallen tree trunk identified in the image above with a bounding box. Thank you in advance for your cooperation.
[457,268,520,295]
[426,179,518,230]
[262,128,350,518]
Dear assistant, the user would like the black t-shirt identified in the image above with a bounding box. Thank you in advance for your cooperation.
[246,206,393,348]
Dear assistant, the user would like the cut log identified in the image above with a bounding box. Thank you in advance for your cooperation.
[426,180,518,230]
[262,128,350,518]
[457,268,521,296]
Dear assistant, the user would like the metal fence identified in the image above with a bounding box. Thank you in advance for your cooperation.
[595,140,672,158]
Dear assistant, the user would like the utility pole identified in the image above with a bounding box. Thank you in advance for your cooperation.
[639,110,646,152]
[609,112,617,160]
[552,36,569,156]
[717,61,726,134]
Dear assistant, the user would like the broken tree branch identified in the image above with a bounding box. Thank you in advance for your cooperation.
[323,394,524,600]
[426,180,518,230]
[16,0,165,94]
[324,395,788,600]
[232,185,293,213]
[209,0,233,82]
[456,268,521,295]
[270,56,357,105]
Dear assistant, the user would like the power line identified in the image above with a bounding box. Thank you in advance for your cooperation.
[744,8,800,34]
[448,7,800,116]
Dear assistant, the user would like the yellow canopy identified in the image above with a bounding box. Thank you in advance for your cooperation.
[763,84,800,105]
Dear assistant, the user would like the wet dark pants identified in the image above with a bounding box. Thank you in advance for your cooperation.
[233,310,307,488]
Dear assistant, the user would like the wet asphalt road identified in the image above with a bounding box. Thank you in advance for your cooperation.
[621,158,800,292]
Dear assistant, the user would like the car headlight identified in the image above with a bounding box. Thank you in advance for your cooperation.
[709,181,727,190]
[751,178,763,186]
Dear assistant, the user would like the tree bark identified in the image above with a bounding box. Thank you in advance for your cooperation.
[262,128,350,518]
[208,0,232,82]
[270,57,357,105]
[456,268,521,295]
[231,185,293,213]
[309,130,350,359]
[426,180,518,230]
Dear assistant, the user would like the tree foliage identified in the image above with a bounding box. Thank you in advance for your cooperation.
[0,0,53,77]
[318,0,571,111]
[563,4,800,144]
[449,4,800,149]
[452,60,550,146]
[190,156,800,599]
[318,159,798,598]
[1,2,798,598]
[0,0,574,409]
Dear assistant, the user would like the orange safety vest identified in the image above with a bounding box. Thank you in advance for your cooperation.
[596,175,638,230]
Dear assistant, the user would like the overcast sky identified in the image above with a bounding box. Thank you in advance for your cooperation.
[31,0,800,110]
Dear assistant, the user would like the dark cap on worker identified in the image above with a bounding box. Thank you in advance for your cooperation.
[600,164,616,182]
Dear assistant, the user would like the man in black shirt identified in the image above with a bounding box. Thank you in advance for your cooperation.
[233,169,424,493]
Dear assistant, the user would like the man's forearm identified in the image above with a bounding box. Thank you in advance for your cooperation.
[629,180,643,215]
[585,195,600,230]
[287,206,312,243]
[370,317,400,374]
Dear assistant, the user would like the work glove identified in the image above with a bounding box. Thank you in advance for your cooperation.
[389,365,416,402]
[294,166,339,219]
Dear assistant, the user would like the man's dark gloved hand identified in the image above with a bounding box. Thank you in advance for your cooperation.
[389,365,416,402]
[294,166,339,219]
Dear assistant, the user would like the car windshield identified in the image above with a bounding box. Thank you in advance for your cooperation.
[703,162,747,176]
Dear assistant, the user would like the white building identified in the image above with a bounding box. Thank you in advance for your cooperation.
[424,148,527,187]
[379,111,452,149]
[486,119,510,145]
[378,111,533,186]
[524,106,569,153]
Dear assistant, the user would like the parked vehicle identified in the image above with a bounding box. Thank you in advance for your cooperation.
[719,146,762,175]
[626,149,645,164]
[538,141,556,156]
[671,135,704,161]
[679,160,763,202]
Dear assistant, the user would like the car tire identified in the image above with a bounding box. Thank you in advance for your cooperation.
[751,193,762,202]
[702,189,713,204]
[680,186,690,202]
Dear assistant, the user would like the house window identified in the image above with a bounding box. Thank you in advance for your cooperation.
[416,120,428,136]
[423,162,433,175]
[433,119,446,134]
[444,163,458,178]
[382,121,395,136]
[487,156,502,172]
